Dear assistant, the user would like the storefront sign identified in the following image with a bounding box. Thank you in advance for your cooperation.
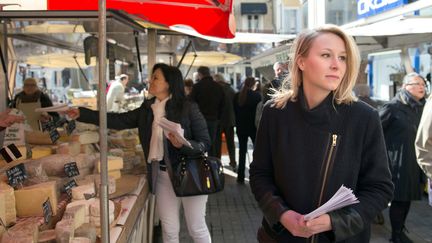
[357,0,407,18]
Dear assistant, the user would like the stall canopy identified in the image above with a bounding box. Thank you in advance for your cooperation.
[46,0,236,39]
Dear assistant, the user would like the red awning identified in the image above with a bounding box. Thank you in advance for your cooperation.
[46,0,235,39]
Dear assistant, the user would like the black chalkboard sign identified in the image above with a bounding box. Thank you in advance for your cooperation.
[55,117,68,128]
[63,179,78,197]
[42,198,52,224]
[64,162,80,177]
[6,163,27,187]
[49,128,60,144]
[66,120,76,135]
[40,120,55,132]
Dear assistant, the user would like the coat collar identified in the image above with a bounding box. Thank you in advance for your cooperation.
[298,87,335,126]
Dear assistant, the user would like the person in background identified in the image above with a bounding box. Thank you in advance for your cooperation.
[106,74,129,112]
[380,72,427,243]
[0,109,24,131]
[262,62,289,103]
[190,66,225,157]
[12,77,59,131]
[234,77,261,184]
[65,63,211,243]
[416,94,432,179]
[250,24,393,242]
[184,78,194,97]
[353,83,378,108]
[213,73,237,171]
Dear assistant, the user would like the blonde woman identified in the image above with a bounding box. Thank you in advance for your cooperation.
[250,24,393,242]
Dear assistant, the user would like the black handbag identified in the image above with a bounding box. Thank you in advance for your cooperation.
[162,134,225,197]
[167,153,225,197]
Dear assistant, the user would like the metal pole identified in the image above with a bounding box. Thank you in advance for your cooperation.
[0,21,8,147]
[98,0,110,242]
[147,29,156,71]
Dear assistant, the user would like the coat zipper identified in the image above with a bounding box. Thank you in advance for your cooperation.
[310,134,338,243]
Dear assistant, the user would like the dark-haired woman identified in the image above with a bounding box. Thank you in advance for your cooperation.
[234,77,261,184]
[65,63,211,243]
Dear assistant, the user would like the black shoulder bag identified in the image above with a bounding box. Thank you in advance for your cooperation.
[163,139,225,197]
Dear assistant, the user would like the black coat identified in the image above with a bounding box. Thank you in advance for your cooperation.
[233,90,261,135]
[218,82,236,128]
[190,76,225,121]
[379,91,426,201]
[250,91,393,243]
[77,98,210,192]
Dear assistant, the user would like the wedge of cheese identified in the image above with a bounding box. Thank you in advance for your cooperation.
[71,132,99,145]
[1,219,39,243]
[97,156,123,172]
[75,223,97,243]
[0,182,16,225]
[31,146,53,159]
[71,183,95,201]
[55,219,75,243]
[107,170,121,180]
[56,142,81,156]
[63,205,88,229]
[14,181,58,217]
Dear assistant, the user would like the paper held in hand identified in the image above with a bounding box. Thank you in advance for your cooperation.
[304,185,359,221]
[158,117,192,148]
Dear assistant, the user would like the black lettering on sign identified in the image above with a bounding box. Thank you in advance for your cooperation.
[66,120,76,135]
[49,128,60,144]
[42,198,52,224]
[63,179,78,197]
[55,118,67,128]
[6,163,27,187]
[64,162,80,178]
[40,120,55,132]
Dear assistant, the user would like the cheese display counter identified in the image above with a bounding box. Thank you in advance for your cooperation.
[0,124,155,243]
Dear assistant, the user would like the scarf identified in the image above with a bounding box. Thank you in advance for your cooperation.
[399,89,425,110]
[147,97,169,163]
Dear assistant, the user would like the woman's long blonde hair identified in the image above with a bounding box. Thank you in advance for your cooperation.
[273,24,360,108]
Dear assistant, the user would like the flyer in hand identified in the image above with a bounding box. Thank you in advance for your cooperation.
[304,185,359,221]
[158,117,192,148]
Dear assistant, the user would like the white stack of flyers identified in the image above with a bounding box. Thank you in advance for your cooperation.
[304,185,359,221]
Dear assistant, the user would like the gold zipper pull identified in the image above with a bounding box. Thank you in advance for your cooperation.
[332,134,337,146]
[206,177,211,189]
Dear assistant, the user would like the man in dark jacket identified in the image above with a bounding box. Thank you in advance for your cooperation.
[190,66,225,157]
[262,62,288,103]
[213,73,237,171]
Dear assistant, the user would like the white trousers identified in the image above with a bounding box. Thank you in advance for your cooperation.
[156,170,211,243]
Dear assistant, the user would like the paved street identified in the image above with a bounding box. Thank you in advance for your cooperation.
[155,153,432,243]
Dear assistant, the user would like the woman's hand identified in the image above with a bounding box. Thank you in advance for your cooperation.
[305,214,332,235]
[0,109,24,128]
[61,108,80,120]
[167,132,183,148]
[280,210,313,238]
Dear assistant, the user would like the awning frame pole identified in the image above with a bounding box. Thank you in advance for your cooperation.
[98,0,110,242]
